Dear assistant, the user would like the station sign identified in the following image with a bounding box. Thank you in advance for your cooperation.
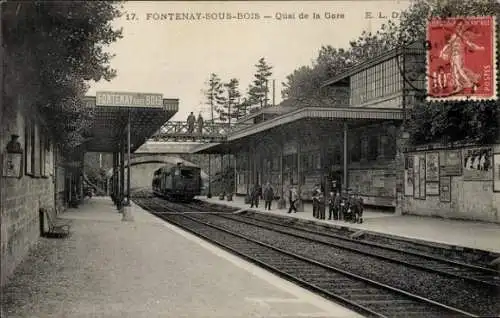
[96,91,164,107]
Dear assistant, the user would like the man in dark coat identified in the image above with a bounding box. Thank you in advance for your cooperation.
[263,182,274,210]
[312,184,321,218]
[187,112,196,133]
[250,183,262,208]
[197,112,204,135]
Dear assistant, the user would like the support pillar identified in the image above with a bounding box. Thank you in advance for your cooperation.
[121,112,134,221]
[296,141,303,212]
[119,142,125,211]
[234,154,237,195]
[245,147,251,204]
[343,122,349,192]
[278,142,286,209]
[112,151,118,205]
[220,153,224,198]
[126,113,131,205]
[207,154,212,198]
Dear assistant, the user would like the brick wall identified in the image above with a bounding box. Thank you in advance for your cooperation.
[402,143,500,223]
[0,106,55,287]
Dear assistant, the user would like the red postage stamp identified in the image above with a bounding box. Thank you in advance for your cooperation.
[426,16,497,101]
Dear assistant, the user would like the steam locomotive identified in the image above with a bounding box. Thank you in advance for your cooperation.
[152,163,202,202]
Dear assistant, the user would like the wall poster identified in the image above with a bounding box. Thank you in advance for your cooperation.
[494,153,500,192]
[440,150,462,176]
[413,155,425,199]
[439,176,452,202]
[425,152,439,182]
[404,155,414,196]
[426,182,439,196]
[419,154,426,199]
[463,147,493,181]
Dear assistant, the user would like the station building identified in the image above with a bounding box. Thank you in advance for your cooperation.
[194,46,500,223]
[195,46,421,208]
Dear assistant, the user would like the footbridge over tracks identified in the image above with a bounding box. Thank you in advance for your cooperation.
[129,120,247,195]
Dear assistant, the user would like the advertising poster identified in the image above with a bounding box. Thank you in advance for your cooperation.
[426,182,439,196]
[440,150,462,176]
[463,147,493,181]
[494,154,500,192]
[439,176,452,202]
[405,155,414,196]
[426,16,497,101]
[419,155,426,199]
[413,155,421,199]
[425,152,439,182]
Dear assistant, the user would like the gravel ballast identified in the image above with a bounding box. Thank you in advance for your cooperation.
[187,213,499,316]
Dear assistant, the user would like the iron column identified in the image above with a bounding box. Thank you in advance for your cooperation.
[126,111,131,205]
[343,122,348,191]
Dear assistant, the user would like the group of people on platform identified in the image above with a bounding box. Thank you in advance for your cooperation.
[249,182,274,210]
[311,184,364,224]
[247,182,364,223]
[186,112,204,134]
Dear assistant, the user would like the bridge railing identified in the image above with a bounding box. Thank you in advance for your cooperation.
[149,121,254,142]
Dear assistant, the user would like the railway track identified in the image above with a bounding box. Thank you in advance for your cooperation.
[217,212,500,287]
[131,196,499,316]
[243,211,498,268]
[152,212,477,318]
[132,196,238,213]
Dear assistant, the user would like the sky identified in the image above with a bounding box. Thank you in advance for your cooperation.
[87,0,411,121]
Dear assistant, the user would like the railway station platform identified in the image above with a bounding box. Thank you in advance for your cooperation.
[1,197,360,318]
[198,195,500,255]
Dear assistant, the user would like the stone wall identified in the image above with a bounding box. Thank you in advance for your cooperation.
[0,106,55,287]
[402,143,500,223]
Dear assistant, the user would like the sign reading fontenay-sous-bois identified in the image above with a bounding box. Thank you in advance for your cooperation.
[96,91,163,107]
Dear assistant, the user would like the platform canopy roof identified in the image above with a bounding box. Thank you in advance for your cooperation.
[192,106,405,154]
[83,92,178,153]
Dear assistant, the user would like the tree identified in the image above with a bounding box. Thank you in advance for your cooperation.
[2,1,123,154]
[221,78,242,123]
[248,57,273,110]
[204,73,226,123]
[282,46,354,107]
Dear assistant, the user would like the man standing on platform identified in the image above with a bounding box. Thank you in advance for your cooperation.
[312,184,321,218]
[250,183,262,208]
[263,182,274,210]
[288,185,298,213]
[197,112,204,135]
[187,112,196,134]
[318,191,326,220]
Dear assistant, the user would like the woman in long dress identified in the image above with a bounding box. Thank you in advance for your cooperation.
[439,19,485,94]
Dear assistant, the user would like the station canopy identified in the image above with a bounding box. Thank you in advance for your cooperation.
[83,91,178,153]
[193,106,405,154]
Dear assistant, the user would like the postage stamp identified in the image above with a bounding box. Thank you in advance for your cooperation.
[426,16,497,102]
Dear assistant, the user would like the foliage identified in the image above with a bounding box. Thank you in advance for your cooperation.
[2,1,123,154]
[247,57,273,110]
[282,47,354,107]
[220,78,243,122]
[204,73,226,122]
[282,0,500,145]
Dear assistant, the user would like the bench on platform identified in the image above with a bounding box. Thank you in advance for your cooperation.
[40,207,72,238]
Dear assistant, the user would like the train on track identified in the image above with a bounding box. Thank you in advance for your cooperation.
[152,163,202,202]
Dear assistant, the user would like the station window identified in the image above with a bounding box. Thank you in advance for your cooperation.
[39,129,48,177]
[368,135,379,160]
[350,135,361,163]
[25,120,45,177]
